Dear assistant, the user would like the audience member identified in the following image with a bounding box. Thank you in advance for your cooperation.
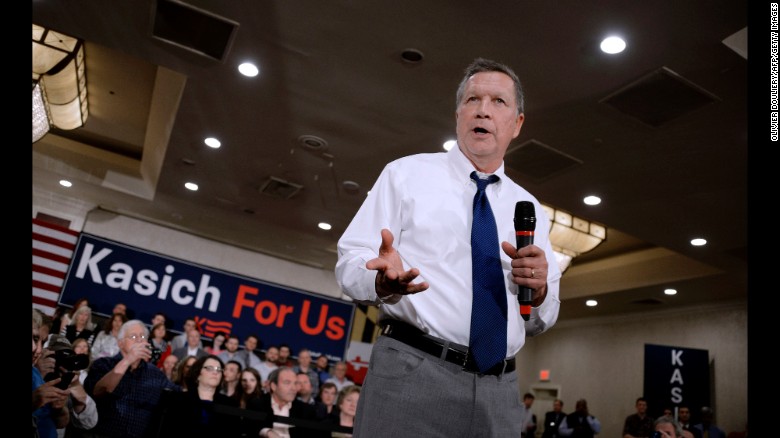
[46,335,98,438]
[150,312,167,331]
[170,317,201,351]
[221,359,243,400]
[315,382,339,421]
[55,298,91,334]
[693,407,725,438]
[173,355,198,391]
[654,415,684,438]
[325,361,354,391]
[90,312,127,361]
[246,366,326,438]
[542,399,567,438]
[70,338,91,385]
[243,334,264,369]
[205,331,228,356]
[559,399,601,438]
[161,354,179,382]
[678,406,702,438]
[218,334,246,368]
[296,372,316,405]
[153,355,240,437]
[257,345,280,390]
[314,355,331,387]
[149,322,172,367]
[172,328,208,360]
[293,348,320,398]
[326,385,361,438]
[34,309,54,346]
[520,392,536,438]
[61,306,96,347]
[277,343,296,367]
[32,309,70,438]
[623,397,654,438]
[239,368,263,409]
[84,319,180,437]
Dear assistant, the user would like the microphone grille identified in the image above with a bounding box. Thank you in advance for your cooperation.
[515,201,536,220]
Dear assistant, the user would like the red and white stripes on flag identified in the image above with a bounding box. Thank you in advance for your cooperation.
[32,219,79,316]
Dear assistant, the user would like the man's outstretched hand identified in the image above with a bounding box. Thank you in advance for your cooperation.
[366,229,429,303]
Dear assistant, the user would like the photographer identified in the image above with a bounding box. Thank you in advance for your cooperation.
[33,308,69,438]
[84,319,180,438]
[45,335,97,437]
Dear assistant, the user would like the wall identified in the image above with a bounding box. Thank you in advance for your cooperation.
[515,302,748,437]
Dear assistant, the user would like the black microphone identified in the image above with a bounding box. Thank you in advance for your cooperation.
[514,201,536,321]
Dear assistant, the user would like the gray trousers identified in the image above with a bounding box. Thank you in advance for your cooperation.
[353,335,524,438]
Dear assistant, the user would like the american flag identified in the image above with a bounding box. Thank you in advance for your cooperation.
[32,218,79,316]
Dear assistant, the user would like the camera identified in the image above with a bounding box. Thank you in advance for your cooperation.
[44,348,90,390]
[147,344,162,364]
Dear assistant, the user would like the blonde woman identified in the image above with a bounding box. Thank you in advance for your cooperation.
[61,305,96,347]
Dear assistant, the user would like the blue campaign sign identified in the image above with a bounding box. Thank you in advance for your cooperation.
[59,233,355,361]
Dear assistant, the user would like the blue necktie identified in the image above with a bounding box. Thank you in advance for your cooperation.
[469,171,508,373]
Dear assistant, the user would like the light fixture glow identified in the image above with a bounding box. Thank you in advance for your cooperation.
[33,24,89,143]
[184,182,199,191]
[690,238,707,246]
[238,62,259,77]
[318,222,332,231]
[204,137,221,148]
[541,204,607,274]
[443,140,457,151]
[586,299,598,307]
[59,179,72,188]
[600,36,626,54]
[664,288,678,295]
[583,195,601,206]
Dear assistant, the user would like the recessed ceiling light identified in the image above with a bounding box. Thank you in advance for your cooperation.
[204,137,221,148]
[586,299,598,307]
[600,36,626,54]
[318,222,332,231]
[583,195,601,205]
[59,180,73,188]
[443,140,457,151]
[238,62,259,77]
[664,288,678,295]
[185,182,199,191]
[401,49,424,63]
[690,238,707,246]
[299,135,328,151]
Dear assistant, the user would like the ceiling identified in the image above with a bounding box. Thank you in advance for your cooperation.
[32,0,748,322]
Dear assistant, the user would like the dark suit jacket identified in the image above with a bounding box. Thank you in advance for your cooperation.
[152,389,242,437]
[542,411,567,438]
[171,346,208,360]
[246,393,330,438]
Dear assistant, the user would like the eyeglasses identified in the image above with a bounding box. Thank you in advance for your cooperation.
[126,334,147,341]
[203,365,223,374]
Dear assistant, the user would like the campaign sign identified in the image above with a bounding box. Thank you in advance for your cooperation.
[59,234,355,361]
[644,343,710,420]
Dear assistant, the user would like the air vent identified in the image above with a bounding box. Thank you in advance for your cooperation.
[258,177,303,199]
[504,139,582,183]
[600,66,720,127]
[152,0,239,62]
[630,298,664,305]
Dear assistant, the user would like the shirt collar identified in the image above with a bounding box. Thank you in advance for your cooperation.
[448,144,506,192]
[272,397,292,411]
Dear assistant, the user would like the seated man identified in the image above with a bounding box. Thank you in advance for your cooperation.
[247,366,328,438]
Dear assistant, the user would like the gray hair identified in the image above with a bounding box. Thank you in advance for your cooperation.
[654,415,683,438]
[32,308,42,329]
[455,57,525,115]
[117,319,149,340]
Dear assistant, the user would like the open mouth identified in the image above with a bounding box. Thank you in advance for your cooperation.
[473,127,489,134]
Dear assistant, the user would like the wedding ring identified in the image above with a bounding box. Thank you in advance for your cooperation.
[531,268,535,278]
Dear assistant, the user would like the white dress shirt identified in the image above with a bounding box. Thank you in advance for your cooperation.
[335,146,561,357]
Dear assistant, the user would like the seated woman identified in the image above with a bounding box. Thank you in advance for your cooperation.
[173,355,198,392]
[326,385,361,438]
[61,305,96,347]
[238,368,263,409]
[90,312,128,360]
[161,354,179,382]
[315,382,340,421]
[154,355,241,437]
[150,322,172,367]
[205,331,227,356]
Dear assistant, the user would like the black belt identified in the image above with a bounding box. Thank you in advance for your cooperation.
[379,319,515,376]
